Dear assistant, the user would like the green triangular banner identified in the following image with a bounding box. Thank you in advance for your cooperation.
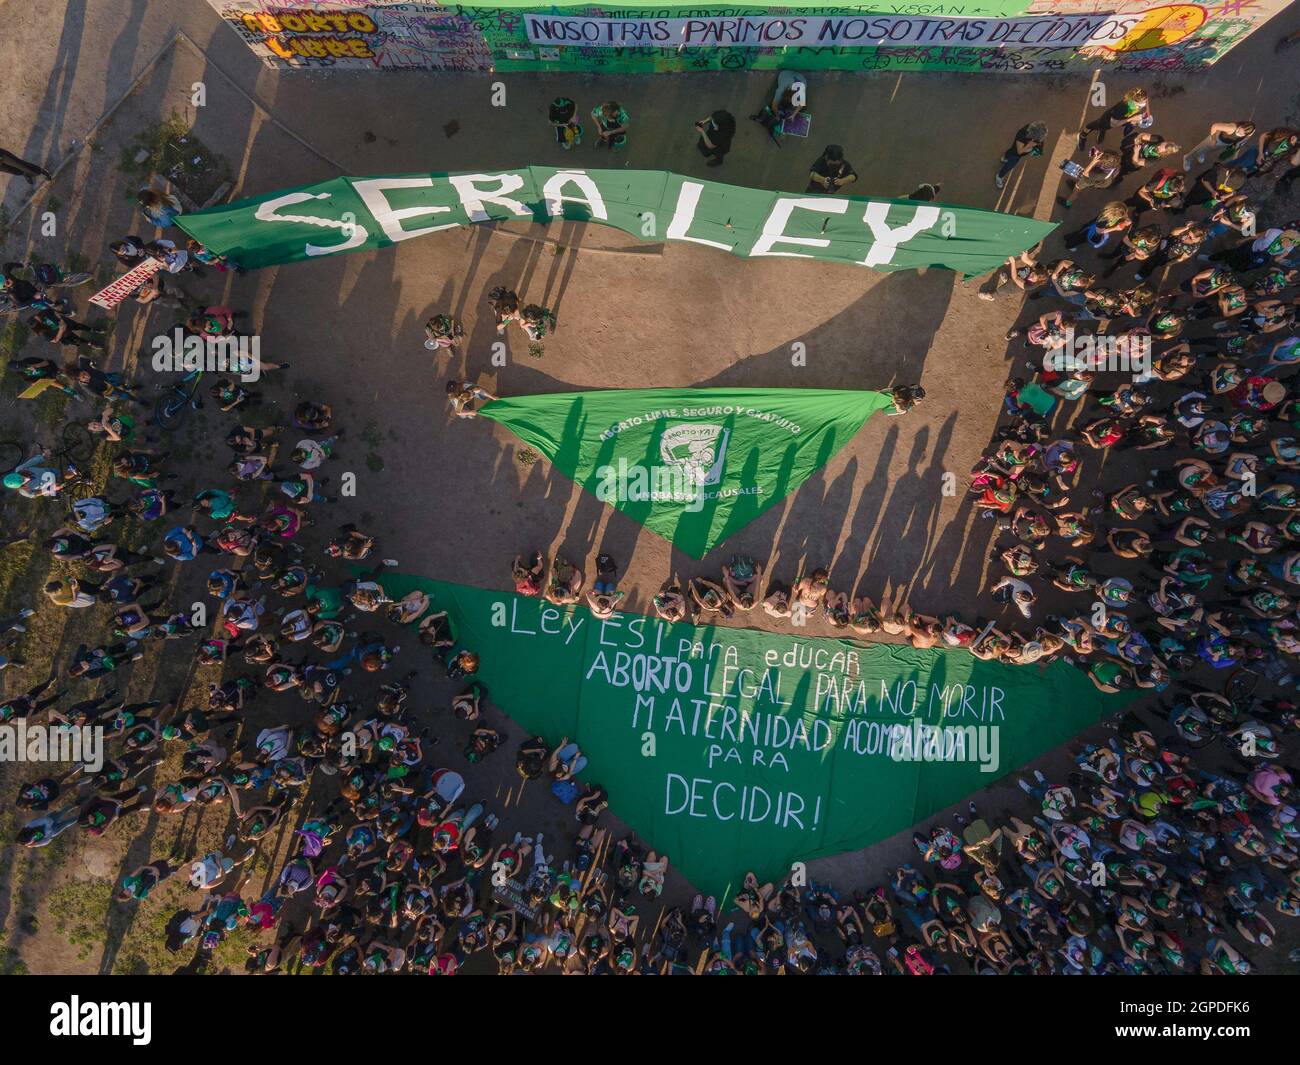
[378,576,1129,900]
[479,387,895,558]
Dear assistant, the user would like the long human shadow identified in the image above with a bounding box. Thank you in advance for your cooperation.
[862,411,957,600]
[525,268,956,581]
[694,268,954,391]
[10,1,87,192]
[833,422,901,592]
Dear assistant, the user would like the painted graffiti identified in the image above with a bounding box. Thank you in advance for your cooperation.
[215,1,494,69]
[206,0,1290,73]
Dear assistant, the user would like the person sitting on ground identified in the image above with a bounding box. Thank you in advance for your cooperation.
[545,557,583,605]
[888,384,925,414]
[653,581,687,622]
[424,313,463,352]
[792,568,830,617]
[512,550,544,597]
[750,69,807,143]
[446,380,497,419]
[722,554,761,610]
[689,576,732,620]
[586,554,624,618]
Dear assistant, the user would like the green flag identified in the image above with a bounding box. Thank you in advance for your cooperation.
[381,575,1127,900]
[175,167,1055,277]
[479,387,895,558]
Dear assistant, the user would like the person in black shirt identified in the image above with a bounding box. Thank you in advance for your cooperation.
[995,122,1047,189]
[548,97,582,149]
[695,110,736,167]
[806,145,857,194]
[1,262,40,310]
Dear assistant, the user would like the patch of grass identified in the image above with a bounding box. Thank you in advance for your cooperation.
[34,387,71,431]
[211,926,258,973]
[109,880,192,975]
[0,946,28,975]
[0,541,44,624]
[117,113,230,205]
[118,113,192,182]
[516,447,540,468]
[365,452,384,473]
[0,319,30,374]
[360,421,383,448]
[48,880,113,961]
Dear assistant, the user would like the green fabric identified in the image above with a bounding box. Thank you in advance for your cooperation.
[1017,381,1057,416]
[381,575,1128,899]
[478,387,894,558]
[175,167,1055,278]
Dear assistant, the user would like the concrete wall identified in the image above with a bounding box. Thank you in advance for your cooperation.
[205,0,1293,74]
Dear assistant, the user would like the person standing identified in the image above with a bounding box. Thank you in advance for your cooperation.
[136,187,182,228]
[695,111,735,167]
[1078,88,1151,149]
[1182,120,1254,172]
[995,122,1047,189]
[806,145,857,194]
[548,98,582,149]
[0,146,51,185]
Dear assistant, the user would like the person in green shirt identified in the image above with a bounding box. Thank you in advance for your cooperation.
[591,101,628,150]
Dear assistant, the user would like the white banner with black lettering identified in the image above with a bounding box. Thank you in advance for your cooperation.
[523,11,1140,50]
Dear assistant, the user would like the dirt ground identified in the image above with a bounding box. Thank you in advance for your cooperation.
[0,3,1298,974]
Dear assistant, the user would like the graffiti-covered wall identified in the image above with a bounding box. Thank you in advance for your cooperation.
[206,0,1291,74]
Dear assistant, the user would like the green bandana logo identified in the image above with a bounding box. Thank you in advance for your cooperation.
[482,387,896,557]
[660,422,729,487]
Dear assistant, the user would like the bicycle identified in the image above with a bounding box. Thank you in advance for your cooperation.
[13,262,94,290]
[0,440,24,475]
[45,270,94,288]
[1224,666,1260,709]
[56,420,96,466]
[153,368,204,432]
[39,421,99,502]
[1166,669,1262,752]
[0,424,89,479]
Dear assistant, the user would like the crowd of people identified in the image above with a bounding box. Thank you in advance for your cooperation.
[0,78,1297,975]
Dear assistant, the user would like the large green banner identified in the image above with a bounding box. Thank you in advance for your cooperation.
[176,167,1054,277]
[479,387,895,558]
[382,576,1124,898]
